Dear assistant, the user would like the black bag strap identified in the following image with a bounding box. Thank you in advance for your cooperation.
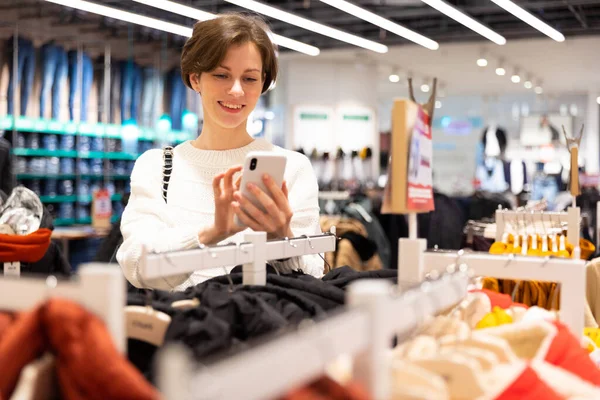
[162,146,174,203]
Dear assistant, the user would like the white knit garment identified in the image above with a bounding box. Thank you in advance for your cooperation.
[117,139,324,291]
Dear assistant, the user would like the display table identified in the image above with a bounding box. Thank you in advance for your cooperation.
[52,226,110,261]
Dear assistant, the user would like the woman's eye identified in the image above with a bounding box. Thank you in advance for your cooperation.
[213,74,227,79]
[244,77,258,82]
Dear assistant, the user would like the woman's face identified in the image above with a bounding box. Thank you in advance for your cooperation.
[192,42,264,131]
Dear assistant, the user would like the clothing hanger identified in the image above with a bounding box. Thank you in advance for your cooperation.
[124,289,172,347]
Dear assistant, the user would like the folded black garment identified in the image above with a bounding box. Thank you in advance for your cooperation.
[321,266,398,289]
[126,293,233,384]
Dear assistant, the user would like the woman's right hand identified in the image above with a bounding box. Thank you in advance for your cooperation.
[200,166,245,245]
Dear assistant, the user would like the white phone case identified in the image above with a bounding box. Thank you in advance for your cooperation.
[235,151,287,227]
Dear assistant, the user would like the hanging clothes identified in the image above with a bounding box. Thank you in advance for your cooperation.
[0,137,12,196]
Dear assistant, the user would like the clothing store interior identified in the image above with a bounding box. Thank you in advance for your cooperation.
[2,0,600,399]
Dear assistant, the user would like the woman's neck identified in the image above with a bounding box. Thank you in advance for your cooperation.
[193,118,254,151]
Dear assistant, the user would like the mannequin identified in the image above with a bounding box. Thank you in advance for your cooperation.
[476,126,527,195]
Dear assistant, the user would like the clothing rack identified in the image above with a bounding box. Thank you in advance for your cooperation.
[157,270,469,400]
[399,248,586,336]
[139,228,337,285]
[0,263,125,351]
[495,207,580,257]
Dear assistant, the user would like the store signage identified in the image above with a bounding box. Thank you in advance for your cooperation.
[382,99,434,214]
[343,115,370,121]
[92,189,112,230]
[300,113,328,120]
[293,106,335,151]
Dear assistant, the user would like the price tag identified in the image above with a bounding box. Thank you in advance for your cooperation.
[3,262,20,277]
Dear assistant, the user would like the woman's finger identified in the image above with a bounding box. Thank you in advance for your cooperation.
[212,173,225,198]
[232,202,263,232]
[282,181,289,199]
[261,174,288,209]
[224,166,243,193]
[234,190,276,232]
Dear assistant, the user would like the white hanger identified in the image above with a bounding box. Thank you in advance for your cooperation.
[124,290,172,347]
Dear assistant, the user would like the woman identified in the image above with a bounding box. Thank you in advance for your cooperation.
[117,14,323,290]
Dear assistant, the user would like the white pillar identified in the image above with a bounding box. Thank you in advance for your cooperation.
[585,91,599,173]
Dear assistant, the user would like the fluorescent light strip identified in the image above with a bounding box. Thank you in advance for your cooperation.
[45,0,319,56]
[318,0,438,50]
[420,0,506,45]
[133,0,320,56]
[46,0,193,36]
[222,0,388,53]
[491,0,565,42]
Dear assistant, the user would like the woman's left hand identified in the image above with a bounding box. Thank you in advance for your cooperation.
[232,174,293,240]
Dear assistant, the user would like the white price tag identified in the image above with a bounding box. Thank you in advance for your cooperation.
[3,262,20,277]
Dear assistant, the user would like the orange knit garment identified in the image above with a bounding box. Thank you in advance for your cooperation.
[0,228,52,263]
[0,298,159,400]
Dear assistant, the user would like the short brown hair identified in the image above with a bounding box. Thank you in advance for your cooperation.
[181,13,278,94]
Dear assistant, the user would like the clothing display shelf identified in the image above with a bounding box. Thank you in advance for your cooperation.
[495,207,581,258]
[139,228,338,286]
[0,263,125,352]
[398,238,586,337]
[157,269,469,400]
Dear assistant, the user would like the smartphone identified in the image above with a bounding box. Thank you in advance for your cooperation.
[235,151,287,227]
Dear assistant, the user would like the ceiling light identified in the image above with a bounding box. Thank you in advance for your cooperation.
[317,0,438,50]
[435,100,442,109]
[596,96,600,105]
[46,0,193,36]
[389,73,400,83]
[220,0,387,53]
[534,86,543,94]
[421,84,430,93]
[419,0,506,45]
[511,70,521,83]
[496,67,506,76]
[477,58,488,67]
[524,80,533,89]
[490,0,565,42]
[129,0,320,56]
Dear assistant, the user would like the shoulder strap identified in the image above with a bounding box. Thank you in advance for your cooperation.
[162,146,174,203]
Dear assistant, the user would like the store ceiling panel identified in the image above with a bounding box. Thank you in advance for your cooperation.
[1,0,599,52]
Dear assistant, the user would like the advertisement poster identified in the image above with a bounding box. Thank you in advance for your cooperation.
[92,189,112,230]
[407,107,434,210]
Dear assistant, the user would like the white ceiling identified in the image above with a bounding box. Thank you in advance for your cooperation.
[281,35,600,97]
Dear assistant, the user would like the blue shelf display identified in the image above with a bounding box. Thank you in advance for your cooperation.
[2,115,188,227]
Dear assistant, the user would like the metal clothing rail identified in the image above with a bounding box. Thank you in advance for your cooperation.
[0,264,125,352]
[402,249,586,336]
[495,207,580,254]
[157,271,469,400]
[139,228,337,285]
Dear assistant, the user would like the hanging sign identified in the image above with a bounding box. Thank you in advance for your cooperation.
[382,100,434,214]
[92,189,112,230]
[335,106,375,153]
[292,106,334,152]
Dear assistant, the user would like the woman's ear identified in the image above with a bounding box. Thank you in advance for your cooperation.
[189,73,202,94]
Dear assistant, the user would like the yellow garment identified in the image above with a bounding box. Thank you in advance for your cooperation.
[476,306,513,329]
[482,277,500,293]
[489,241,507,255]
[584,327,600,349]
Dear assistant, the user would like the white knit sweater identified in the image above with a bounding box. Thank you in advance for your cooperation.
[116,138,324,291]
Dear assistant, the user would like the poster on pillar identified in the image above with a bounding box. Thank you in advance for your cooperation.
[292,106,334,152]
[382,99,434,214]
[335,106,375,152]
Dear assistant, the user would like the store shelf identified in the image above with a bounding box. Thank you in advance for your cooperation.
[111,215,119,223]
[13,148,78,158]
[54,218,76,227]
[77,151,106,159]
[40,195,77,203]
[81,174,105,179]
[39,194,122,204]
[76,217,92,225]
[105,152,138,160]
[110,174,131,180]
[16,174,76,180]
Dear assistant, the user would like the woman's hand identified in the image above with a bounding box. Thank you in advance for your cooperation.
[200,166,244,244]
[232,174,294,240]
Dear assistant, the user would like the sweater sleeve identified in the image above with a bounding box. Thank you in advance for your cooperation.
[269,154,325,278]
[116,150,200,290]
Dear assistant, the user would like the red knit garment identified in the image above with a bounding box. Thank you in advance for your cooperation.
[470,289,529,310]
[0,228,52,263]
[543,321,600,385]
[494,366,564,400]
[0,298,158,400]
